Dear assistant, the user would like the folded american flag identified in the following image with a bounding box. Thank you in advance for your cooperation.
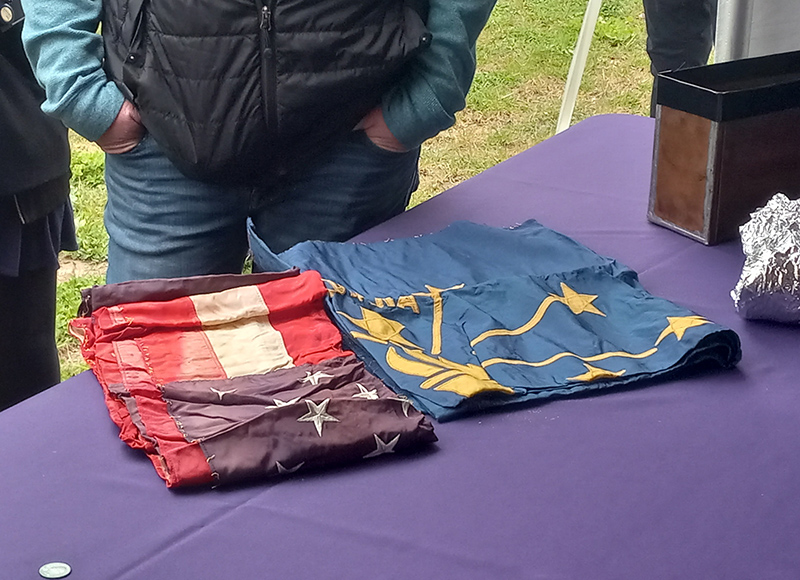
[70,270,436,488]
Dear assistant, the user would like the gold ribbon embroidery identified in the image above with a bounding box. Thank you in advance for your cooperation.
[332,280,709,396]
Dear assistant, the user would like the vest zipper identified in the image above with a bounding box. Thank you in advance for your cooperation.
[13,195,27,224]
[258,1,278,136]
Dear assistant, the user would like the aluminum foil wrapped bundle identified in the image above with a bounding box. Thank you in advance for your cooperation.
[731,193,800,322]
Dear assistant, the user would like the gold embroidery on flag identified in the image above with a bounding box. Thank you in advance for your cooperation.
[385,347,514,397]
[413,284,464,355]
[471,283,604,346]
[330,279,675,398]
[567,363,626,382]
[655,316,711,345]
[482,348,658,368]
[397,295,420,313]
[322,279,346,297]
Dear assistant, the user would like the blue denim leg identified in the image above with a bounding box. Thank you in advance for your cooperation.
[250,130,420,254]
[104,134,252,283]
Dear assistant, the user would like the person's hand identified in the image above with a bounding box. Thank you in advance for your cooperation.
[354,107,408,153]
[96,100,145,154]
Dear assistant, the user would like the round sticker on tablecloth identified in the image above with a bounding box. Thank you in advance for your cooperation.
[38,562,72,578]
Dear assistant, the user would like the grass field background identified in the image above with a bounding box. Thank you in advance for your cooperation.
[58,0,652,379]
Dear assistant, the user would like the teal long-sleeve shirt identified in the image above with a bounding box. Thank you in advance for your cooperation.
[20,0,497,149]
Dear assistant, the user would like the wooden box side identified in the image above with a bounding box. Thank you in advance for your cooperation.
[648,105,712,241]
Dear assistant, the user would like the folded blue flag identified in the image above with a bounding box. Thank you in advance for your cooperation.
[249,219,741,420]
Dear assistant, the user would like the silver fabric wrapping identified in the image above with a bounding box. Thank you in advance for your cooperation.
[731,193,800,322]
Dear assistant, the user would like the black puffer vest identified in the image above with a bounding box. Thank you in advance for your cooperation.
[103,0,430,184]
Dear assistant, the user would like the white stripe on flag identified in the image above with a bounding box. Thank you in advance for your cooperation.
[190,286,294,377]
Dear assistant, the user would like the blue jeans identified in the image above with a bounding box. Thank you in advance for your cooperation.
[104,130,420,283]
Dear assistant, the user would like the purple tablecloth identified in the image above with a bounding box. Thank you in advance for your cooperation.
[3,114,799,579]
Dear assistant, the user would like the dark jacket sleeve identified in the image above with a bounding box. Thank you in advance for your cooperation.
[381,0,498,149]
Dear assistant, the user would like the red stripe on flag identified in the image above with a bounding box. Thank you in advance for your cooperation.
[115,341,214,487]
[140,328,228,384]
[257,270,350,366]
[96,297,228,384]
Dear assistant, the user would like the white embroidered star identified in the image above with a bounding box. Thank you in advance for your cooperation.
[297,398,339,437]
[391,395,413,417]
[276,461,305,475]
[301,371,334,386]
[352,383,379,400]
[210,386,236,401]
[265,396,301,409]
[363,433,400,458]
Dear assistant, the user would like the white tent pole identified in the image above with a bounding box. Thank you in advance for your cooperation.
[715,0,755,62]
[556,0,603,134]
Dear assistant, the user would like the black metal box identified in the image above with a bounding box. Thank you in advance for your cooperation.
[648,50,800,244]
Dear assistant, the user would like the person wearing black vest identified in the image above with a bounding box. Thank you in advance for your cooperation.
[0,12,77,409]
[21,0,497,283]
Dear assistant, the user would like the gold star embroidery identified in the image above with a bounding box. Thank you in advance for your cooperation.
[471,283,606,346]
[553,283,606,316]
[567,363,626,382]
[655,315,711,345]
[339,307,419,349]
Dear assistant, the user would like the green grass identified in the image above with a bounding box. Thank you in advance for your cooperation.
[57,134,107,379]
[56,0,651,380]
[410,0,650,203]
[56,273,105,379]
[67,137,108,262]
